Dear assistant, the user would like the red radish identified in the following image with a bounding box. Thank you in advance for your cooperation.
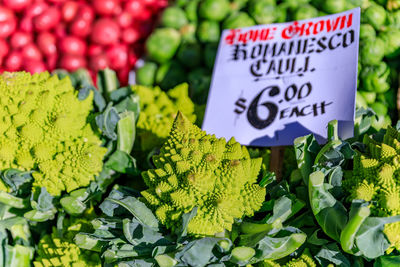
[46,54,57,69]
[5,51,23,71]
[117,66,130,85]
[93,0,120,16]
[124,0,145,17]
[24,60,46,73]
[10,31,32,48]
[20,17,33,32]
[59,36,86,55]
[60,55,86,71]
[61,1,79,22]
[46,0,67,3]
[91,18,120,45]
[89,53,109,71]
[0,39,9,57]
[0,18,16,38]
[128,49,137,66]
[69,18,91,37]
[34,7,61,31]
[22,43,42,61]
[116,11,133,28]
[122,27,140,44]
[25,2,48,17]
[37,32,57,55]
[3,0,32,12]
[88,44,103,56]
[106,43,128,69]
[55,23,66,39]
[76,4,95,22]
[0,6,14,21]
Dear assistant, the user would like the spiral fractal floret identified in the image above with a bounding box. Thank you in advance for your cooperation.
[343,125,400,252]
[141,112,266,236]
[132,83,196,151]
[0,72,107,196]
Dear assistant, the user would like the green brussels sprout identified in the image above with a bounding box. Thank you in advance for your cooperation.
[275,5,288,23]
[185,0,200,22]
[388,10,400,28]
[180,23,197,43]
[293,5,319,21]
[197,21,221,43]
[199,0,230,21]
[321,0,346,14]
[204,43,218,70]
[379,29,400,58]
[359,24,376,41]
[355,91,368,108]
[161,7,188,29]
[362,4,387,30]
[361,62,391,93]
[359,91,376,104]
[177,42,203,68]
[223,12,256,29]
[281,0,310,10]
[136,62,158,86]
[383,88,397,110]
[387,0,400,11]
[176,0,190,7]
[156,61,186,90]
[249,0,277,24]
[370,102,388,116]
[146,28,181,64]
[230,0,250,12]
[188,68,212,105]
[360,37,385,66]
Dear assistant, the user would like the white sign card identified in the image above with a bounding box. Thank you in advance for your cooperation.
[202,8,360,146]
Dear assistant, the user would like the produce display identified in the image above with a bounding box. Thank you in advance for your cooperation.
[2,0,400,267]
[0,0,167,84]
[137,0,400,128]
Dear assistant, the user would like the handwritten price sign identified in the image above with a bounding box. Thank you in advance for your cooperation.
[202,8,360,146]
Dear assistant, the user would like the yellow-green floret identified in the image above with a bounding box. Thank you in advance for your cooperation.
[258,250,316,267]
[141,112,266,237]
[343,125,400,252]
[0,72,107,196]
[34,213,100,267]
[133,83,196,151]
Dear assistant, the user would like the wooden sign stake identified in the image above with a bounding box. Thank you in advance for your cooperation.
[270,146,286,182]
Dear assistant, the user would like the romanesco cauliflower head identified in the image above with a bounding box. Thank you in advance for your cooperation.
[0,72,107,196]
[133,83,196,151]
[34,213,100,267]
[141,112,266,236]
[343,125,400,252]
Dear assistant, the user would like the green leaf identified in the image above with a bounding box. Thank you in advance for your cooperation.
[105,150,138,175]
[23,209,55,222]
[0,191,27,209]
[251,233,306,261]
[103,196,159,229]
[309,171,348,241]
[176,237,221,267]
[96,103,120,140]
[117,111,136,154]
[308,230,329,246]
[374,255,400,267]
[315,243,351,267]
[294,135,320,185]
[30,187,54,212]
[114,94,140,121]
[267,196,292,227]
[0,169,33,197]
[97,68,119,99]
[176,207,197,241]
[122,218,170,246]
[78,85,107,112]
[110,87,133,103]
[355,215,400,258]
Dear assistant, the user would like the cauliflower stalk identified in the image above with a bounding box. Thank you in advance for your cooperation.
[0,72,107,196]
[133,83,196,151]
[343,125,400,252]
[141,112,266,236]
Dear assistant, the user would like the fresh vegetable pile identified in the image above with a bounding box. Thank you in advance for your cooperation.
[137,0,400,127]
[0,0,167,84]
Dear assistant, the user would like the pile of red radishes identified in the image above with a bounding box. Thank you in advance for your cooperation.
[0,0,167,84]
